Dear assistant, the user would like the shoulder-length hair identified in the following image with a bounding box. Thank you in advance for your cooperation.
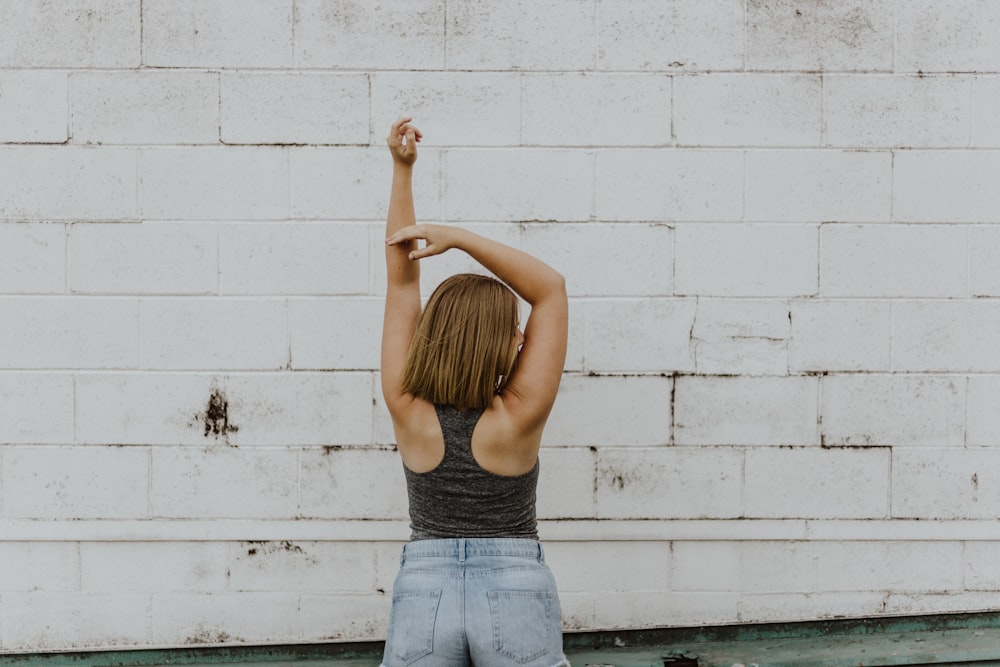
[401,273,520,410]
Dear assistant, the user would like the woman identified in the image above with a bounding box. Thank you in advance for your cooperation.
[380,116,570,667]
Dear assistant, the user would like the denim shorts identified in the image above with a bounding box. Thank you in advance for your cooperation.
[381,537,569,667]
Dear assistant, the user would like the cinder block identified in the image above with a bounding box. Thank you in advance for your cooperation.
[789,300,891,371]
[447,0,595,70]
[674,376,818,446]
[896,0,1000,72]
[299,448,408,520]
[77,373,373,447]
[747,0,893,71]
[741,541,962,593]
[543,375,672,447]
[295,0,445,69]
[0,297,138,369]
[290,147,441,221]
[0,543,79,591]
[596,149,743,222]
[744,447,889,519]
[81,542,228,592]
[824,75,971,148]
[71,71,218,145]
[584,299,696,373]
[0,71,68,142]
[971,226,1000,296]
[693,299,790,341]
[143,0,293,68]
[3,446,148,519]
[542,542,668,592]
[592,591,739,629]
[0,373,74,444]
[140,298,287,370]
[821,375,965,447]
[152,592,300,645]
[964,542,1000,590]
[0,147,137,220]
[895,151,1000,222]
[1,593,150,651]
[289,298,383,370]
[151,448,297,519]
[371,73,520,147]
[692,298,790,375]
[0,0,140,67]
[443,149,592,222]
[536,447,596,519]
[229,541,376,592]
[521,223,671,297]
[220,222,368,295]
[0,223,66,294]
[596,447,743,519]
[968,376,1000,447]
[374,541,407,592]
[892,449,1000,519]
[70,223,216,295]
[746,150,891,222]
[221,73,368,145]
[675,223,818,297]
[674,74,821,146]
[739,592,888,624]
[558,592,596,632]
[597,0,744,71]
[299,594,390,641]
[695,339,788,376]
[820,225,967,298]
[972,77,1000,147]
[671,542,741,592]
[523,74,671,146]
[141,147,287,221]
[886,592,1000,616]
[894,301,1000,372]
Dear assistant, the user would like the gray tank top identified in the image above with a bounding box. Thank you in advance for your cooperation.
[403,404,539,541]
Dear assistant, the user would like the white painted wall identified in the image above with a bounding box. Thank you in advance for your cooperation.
[2,0,999,653]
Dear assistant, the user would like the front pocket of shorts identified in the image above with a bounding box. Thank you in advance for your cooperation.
[488,590,552,663]
[387,590,442,665]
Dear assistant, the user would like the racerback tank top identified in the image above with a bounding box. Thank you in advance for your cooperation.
[403,404,539,541]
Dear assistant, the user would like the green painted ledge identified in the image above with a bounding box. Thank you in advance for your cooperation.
[5,613,1000,667]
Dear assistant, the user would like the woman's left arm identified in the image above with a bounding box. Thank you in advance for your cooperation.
[381,118,423,414]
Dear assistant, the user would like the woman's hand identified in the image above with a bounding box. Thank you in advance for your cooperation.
[386,117,422,166]
[386,224,462,261]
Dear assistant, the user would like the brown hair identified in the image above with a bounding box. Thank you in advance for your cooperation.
[401,273,520,410]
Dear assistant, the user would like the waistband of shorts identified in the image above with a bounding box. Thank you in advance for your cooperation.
[401,537,543,560]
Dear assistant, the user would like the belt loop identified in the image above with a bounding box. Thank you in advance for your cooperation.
[458,537,466,564]
[538,542,545,562]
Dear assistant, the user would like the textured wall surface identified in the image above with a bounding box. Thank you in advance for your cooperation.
[2,0,1000,653]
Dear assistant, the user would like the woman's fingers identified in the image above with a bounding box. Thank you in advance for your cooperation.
[386,225,425,246]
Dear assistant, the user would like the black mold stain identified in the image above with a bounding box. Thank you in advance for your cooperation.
[195,388,239,444]
[244,540,308,558]
[186,629,235,645]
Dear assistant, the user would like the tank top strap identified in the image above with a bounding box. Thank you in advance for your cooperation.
[433,404,486,463]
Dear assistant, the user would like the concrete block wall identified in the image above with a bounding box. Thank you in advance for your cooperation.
[2,0,999,653]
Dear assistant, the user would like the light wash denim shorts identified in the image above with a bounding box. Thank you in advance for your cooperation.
[381,537,569,667]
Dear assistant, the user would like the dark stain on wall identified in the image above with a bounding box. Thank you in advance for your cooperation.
[196,387,239,443]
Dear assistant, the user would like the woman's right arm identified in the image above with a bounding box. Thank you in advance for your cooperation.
[386,224,568,434]
[381,118,423,416]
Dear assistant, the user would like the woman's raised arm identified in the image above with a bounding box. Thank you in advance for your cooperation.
[381,118,424,413]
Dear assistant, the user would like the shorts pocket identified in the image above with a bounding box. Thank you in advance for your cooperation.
[386,590,442,665]
[488,590,553,664]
